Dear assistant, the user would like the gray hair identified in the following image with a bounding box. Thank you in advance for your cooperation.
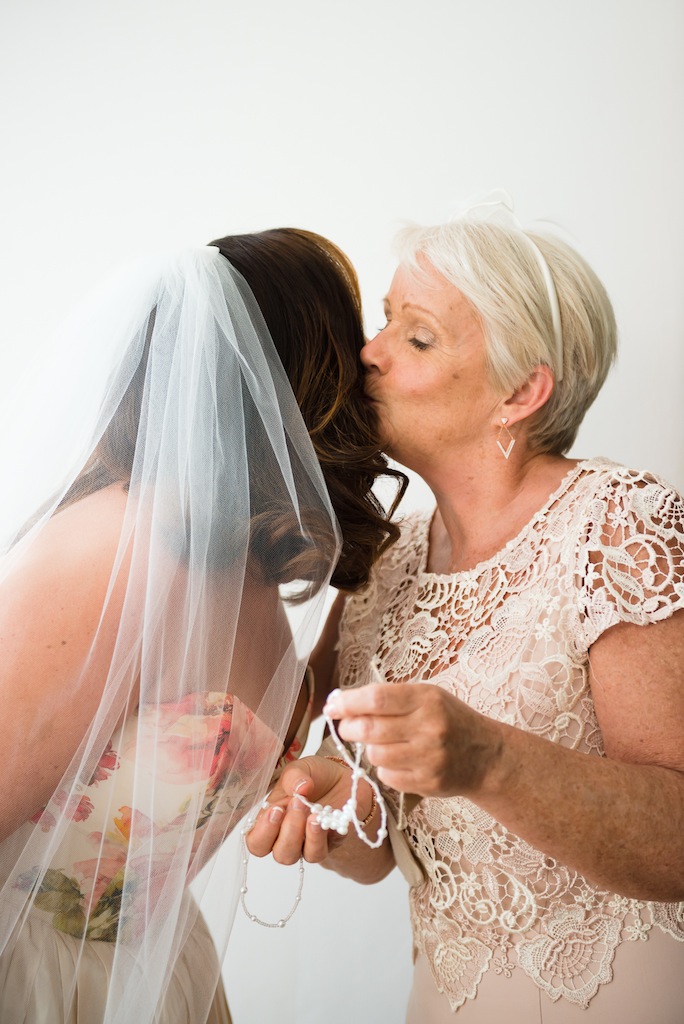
[394,220,617,455]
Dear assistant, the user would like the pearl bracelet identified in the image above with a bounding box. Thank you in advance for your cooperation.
[324,755,377,828]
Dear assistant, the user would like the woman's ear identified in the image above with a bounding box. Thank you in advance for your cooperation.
[501,365,555,426]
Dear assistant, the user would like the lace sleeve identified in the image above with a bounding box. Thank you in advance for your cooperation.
[577,469,684,649]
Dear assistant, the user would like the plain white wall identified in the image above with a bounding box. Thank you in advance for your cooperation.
[1,1,682,1021]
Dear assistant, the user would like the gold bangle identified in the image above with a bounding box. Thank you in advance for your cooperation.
[324,755,377,828]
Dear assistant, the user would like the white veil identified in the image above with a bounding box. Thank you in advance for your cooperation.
[0,246,340,1022]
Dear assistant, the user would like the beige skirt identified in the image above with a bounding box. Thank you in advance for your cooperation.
[407,927,684,1023]
[0,910,231,1024]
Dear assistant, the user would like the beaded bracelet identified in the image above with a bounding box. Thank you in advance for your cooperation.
[324,755,377,827]
[295,710,387,847]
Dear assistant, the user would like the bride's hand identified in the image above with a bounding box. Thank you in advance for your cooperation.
[246,755,367,864]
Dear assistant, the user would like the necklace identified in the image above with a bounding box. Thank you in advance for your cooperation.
[239,825,305,929]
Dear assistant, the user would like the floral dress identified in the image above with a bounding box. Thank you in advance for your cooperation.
[0,676,313,1024]
[337,459,684,1019]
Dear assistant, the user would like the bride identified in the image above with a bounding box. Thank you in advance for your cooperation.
[0,228,404,1024]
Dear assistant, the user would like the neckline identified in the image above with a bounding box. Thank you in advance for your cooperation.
[418,457,608,580]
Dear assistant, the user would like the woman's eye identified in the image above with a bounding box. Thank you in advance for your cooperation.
[409,337,430,351]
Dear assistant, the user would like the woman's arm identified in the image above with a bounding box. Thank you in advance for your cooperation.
[309,590,347,718]
[273,592,348,767]
[281,674,312,753]
[249,589,395,880]
[328,609,684,901]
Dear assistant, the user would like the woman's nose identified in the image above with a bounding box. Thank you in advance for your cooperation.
[360,331,384,370]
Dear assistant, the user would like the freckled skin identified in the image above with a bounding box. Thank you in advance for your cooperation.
[360,262,501,480]
[0,485,132,841]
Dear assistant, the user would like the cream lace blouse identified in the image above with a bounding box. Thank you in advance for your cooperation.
[336,459,684,1010]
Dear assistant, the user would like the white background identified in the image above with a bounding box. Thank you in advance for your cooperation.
[1,1,682,1021]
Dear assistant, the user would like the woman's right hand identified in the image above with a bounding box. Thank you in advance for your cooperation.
[246,755,368,864]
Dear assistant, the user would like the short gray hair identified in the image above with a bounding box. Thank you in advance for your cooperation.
[394,220,617,455]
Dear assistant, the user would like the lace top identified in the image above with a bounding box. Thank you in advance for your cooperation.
[337,459,684,1010]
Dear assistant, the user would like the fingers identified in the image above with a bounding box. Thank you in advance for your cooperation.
[301,812,335,863]
[337,714,413,745]
[269,784,315,865]
[326,683,423,748]
[329,684,466,798]
[246,763,313,858]
[328,684,459,756]
[324,682,450,747]
[375,766,420,793]
[324,682,420,719]
[247,785,335,865]
[247,756,353,864]
[246,795,292,857]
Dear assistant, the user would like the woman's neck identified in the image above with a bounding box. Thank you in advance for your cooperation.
[424,449,577,574]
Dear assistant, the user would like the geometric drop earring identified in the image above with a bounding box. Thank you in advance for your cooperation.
[496,417,515,460]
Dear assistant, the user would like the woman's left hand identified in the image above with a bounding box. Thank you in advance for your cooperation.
[324,683,501,799]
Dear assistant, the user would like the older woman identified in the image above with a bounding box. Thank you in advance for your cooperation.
[249,209,684,1022]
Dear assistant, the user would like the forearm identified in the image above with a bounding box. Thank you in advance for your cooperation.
[310,591,346,718]
[282,671,311,753]
[331,675,684,904]
[478,717,684,901]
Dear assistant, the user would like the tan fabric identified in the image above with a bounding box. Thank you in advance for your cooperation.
[407,927,684,1022]
[0,908,231,1024]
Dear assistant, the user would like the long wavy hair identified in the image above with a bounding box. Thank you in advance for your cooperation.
[210,228,406,591]
[56,229,405,591]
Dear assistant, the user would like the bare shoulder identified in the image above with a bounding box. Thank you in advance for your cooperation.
[0,484,134,836]
[1,484,131,644]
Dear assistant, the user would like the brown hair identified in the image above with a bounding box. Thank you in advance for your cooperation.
[56,230,405,591]
[209,228,406,590]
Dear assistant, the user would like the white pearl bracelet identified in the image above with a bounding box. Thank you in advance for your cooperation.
[293,705,388,849]
[239,818,305,929]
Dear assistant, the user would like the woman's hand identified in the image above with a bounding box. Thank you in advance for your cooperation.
[324,683,503,799]
[247,755,372,865]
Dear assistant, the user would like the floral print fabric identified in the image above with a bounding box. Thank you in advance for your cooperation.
[23,684,311,944]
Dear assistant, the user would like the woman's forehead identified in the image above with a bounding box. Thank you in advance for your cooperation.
[386,261,478,333]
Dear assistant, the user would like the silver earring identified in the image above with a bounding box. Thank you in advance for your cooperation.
[496,417,515,459]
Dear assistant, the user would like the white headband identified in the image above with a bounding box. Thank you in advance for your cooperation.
[453,192,565,382]
[524,236,564,382]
